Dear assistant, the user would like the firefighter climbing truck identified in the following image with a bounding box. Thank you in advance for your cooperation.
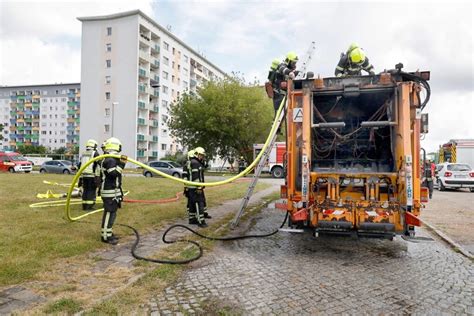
[282,69,431,238]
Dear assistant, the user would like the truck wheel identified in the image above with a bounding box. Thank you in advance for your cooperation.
[438,179,446,191]
[8,167,15,173]
[271,166,284,178]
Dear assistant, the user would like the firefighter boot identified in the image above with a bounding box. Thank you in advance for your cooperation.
[101,235,119,245]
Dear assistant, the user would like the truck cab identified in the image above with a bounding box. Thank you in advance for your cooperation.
[0,151,33,173]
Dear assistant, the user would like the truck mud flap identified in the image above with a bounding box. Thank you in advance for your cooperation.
[317,220,353,231]
[359,222,395,232]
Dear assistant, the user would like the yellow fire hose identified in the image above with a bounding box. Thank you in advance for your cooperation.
[65,96,286,222]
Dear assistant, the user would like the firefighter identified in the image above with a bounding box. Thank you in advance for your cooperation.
[100,137,126,245]
[335,43,375,77]
[77,139,100,210]
[422,159,435,199]
[264,58,281,99]
[238,156,247,173]
[273,52,298,116]
[183,149,195,220]
[185,147,210,227]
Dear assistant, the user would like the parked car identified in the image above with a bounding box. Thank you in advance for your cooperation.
[0,151,33,173]
[39,160,77,174]
[435,162,474,192]
[143,160,183,178]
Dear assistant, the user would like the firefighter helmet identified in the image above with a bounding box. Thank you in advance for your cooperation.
[347,42,359,53]
[194,147,206,156]
[187,149,195,158]
[85,139,98,149]
[349,47,366,64]
[286,51,298,62]
[104,137,122,152]
[271,58,280,70]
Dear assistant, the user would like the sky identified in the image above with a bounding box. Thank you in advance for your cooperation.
[0,0,473,153]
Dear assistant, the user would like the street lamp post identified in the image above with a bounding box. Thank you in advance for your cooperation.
[111,101,118,137]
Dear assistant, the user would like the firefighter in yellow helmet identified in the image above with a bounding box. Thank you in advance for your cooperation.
[335,43,375,77]
[184,146,210,227]
[272,52,299,115]
[99,137,126,245]
[77,139,100,210]
[265,58,282,99]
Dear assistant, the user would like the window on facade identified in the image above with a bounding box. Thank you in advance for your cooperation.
[163,42,169,50]
[162,100,168,107]
[105,108,110,117]
[162,71,168,80]
[184,55,188,63]
[104,124,110,133]
[43,91,48,95]
[172,47,175,54]
[183,68,188,74]
[60,139,65,143]
[172,75,175,83]
[105,76,111,84]
[161,143,167,150]
[162,86,168,94]
[107,27,112,36]
[106,43,112,52]
[106,60,111,68]
[172,61,175,69]
[163,57,169,66]
[105,92,111,100]
[55,90,59,94]
[41,131,47,135]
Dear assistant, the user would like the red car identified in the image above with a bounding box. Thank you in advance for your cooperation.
[0,151,33,173]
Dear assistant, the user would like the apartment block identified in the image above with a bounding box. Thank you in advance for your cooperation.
[0,84,81,151]
[78,10,225,163]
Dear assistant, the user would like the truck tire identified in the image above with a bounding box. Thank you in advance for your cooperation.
[271,166,284,178]
[8,167,15,173]
[438,179,446,191]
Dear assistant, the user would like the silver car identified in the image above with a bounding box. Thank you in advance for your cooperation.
[143,160,183,178]
[435,163,474,192]
[39,160,77,174]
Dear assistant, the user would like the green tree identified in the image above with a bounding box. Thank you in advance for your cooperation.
[53,147,67,155]
[17,145,48,154]
[168,77,274,163]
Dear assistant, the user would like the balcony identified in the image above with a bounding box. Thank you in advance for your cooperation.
[152,136,158,142]
[150,60,160,70]
[150,151,158,157]
[150,119,159,127]
[68,92,75,98]
[150,105,159,112]
[138,84,147,93]
[139,68,147,78]
[151,44,160,54]
[139,50,150,61]
[137,134,145,141]
[153,89,160,97]
[138,101,146,109]
[137,150,145,158]
[67,110,76,115]
[137,118,146,125]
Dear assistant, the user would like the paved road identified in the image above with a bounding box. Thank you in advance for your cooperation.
[147,207,473,315]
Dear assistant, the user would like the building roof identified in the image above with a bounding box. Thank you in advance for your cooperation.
[77,10,226,76]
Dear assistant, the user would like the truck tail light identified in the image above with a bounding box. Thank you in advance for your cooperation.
[469,172,474,177]
[444,172,452,177]
[280,185,287,199]
[420,187,429,203]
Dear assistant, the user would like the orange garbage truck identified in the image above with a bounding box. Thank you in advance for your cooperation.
[282,68,431,238]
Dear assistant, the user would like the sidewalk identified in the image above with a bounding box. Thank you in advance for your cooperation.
[0,185,280,315]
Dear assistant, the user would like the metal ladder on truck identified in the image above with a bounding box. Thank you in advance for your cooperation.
[230,100,287,228]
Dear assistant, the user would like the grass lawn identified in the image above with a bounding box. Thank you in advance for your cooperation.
[0,172,269,287]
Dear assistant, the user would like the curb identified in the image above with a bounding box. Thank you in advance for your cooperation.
[420,218,474,260]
